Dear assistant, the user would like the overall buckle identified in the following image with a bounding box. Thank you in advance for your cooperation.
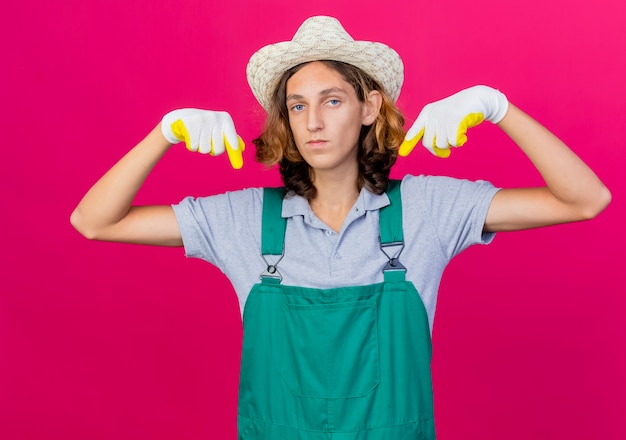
[380,241,406,273]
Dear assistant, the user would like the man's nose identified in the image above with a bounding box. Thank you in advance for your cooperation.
[307,106,323,132]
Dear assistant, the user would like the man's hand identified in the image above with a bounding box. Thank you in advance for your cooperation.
[399,85,508,158]
[161,109,245,169]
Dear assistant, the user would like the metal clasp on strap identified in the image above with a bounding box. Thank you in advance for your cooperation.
[380,241,406,273]
[260,253,284,281]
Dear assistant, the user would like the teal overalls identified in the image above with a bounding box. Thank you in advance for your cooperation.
[238,182,435,439]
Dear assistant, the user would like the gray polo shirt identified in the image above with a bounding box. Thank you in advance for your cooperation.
[172,174,499,331]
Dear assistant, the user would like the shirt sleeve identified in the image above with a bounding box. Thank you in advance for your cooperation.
[171,188,264,270]
[401,175,500,260]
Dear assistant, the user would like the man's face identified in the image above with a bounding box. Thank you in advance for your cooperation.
[285,62,368,176]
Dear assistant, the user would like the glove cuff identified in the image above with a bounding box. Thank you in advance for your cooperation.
[484,86,509,124]
[161,110,185,144]
[160,124,180,144]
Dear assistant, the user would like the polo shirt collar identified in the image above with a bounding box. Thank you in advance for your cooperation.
[281,187,390,219]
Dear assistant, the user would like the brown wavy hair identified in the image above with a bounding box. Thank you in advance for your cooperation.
[253,60,405,199]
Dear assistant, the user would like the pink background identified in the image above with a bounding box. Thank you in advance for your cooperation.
[1,0,624,439]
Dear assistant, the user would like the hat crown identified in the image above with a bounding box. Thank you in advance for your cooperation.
[292,16,354,44]
[246,15,404,110]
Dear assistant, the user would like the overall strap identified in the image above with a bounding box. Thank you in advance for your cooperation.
[379,179,403,245]
[379,180,407,281]
[260,187,287,282]
[262,187,287,255]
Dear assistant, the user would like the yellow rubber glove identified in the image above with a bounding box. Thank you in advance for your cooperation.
[161,109,245,169]
[399,85,508,158]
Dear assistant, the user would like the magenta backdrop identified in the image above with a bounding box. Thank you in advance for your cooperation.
[1,0,624,439]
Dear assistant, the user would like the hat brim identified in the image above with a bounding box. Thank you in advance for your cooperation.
[246,23,403,111]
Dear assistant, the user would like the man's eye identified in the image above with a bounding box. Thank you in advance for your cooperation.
[328,99,340,106]
[291,104,305,111]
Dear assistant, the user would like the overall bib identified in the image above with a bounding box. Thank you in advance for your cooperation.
[237,182,435,439]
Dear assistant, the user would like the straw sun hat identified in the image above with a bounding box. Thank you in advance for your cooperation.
[246,16,404,111]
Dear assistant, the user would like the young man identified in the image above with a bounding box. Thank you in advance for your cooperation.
[71,15,610,439]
